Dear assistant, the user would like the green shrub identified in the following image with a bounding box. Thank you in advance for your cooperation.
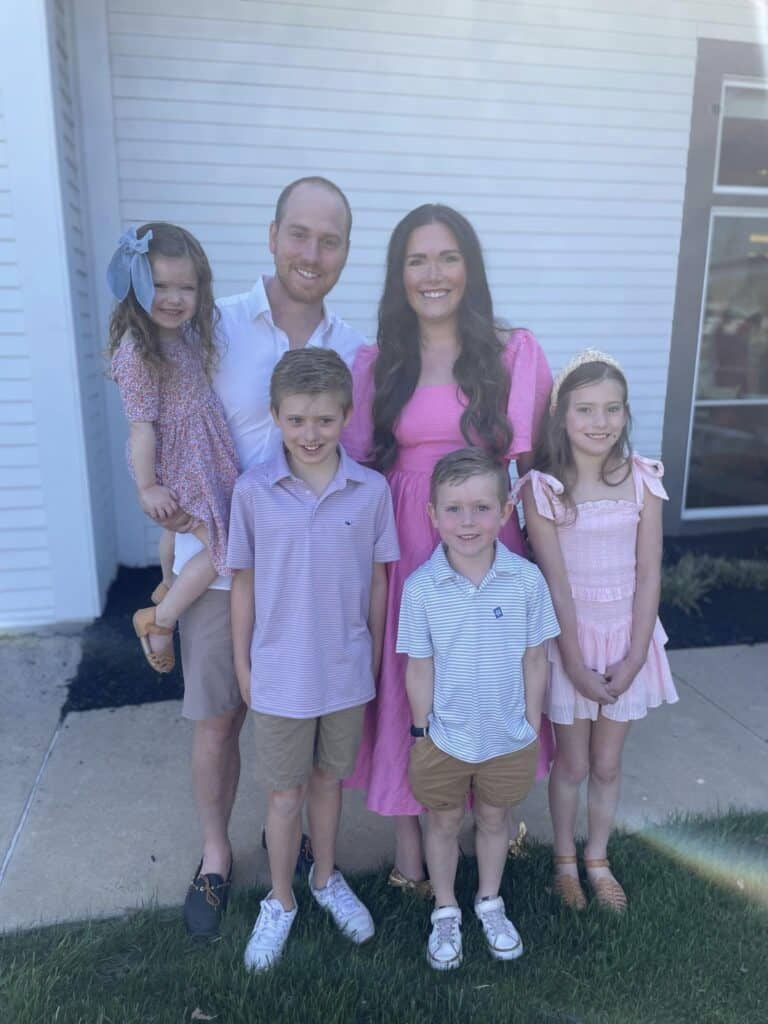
[661,552,768,615]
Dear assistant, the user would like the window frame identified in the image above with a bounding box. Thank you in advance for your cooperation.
[662,38,768,535]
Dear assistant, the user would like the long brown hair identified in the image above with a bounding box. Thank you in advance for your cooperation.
[533,360,633,516]
[370,204,513,471]
[107,222,220,379]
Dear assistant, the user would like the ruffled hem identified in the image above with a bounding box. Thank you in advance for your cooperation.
[545,617,678,724]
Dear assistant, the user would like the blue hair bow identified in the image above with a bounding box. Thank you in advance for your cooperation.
[106,227,154,315]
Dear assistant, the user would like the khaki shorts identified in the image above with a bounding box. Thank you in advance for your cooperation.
[252,703,367,792]
[178,588,243,721]
[409,736,540,811]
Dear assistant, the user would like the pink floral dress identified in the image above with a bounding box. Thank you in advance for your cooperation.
[112,332,240,576]
[342,330,554,816]
[512,456,678,723]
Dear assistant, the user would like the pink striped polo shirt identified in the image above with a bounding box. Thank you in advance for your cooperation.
[227,444,399,718]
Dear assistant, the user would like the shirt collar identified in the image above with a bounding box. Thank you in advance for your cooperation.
[265,442,365,489]
[429,540,520,585]
[246,275,337,339]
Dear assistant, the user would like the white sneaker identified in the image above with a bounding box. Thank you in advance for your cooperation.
[309,866,375,944]
[427,906,462,970]
[243,892,297,972]
[474,895,523,960]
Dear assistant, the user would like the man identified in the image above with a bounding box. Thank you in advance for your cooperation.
[153,177,364,937]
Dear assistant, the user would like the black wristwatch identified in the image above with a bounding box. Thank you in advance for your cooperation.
[410,724,429,737]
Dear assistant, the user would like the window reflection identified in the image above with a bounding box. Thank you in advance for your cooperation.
[696,216,768,400]
[717,84,768,190]
[687,405,768,508]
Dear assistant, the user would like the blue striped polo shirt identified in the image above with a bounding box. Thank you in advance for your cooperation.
[397,542,560,763]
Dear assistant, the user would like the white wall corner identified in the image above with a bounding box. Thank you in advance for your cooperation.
[0,0,100,622]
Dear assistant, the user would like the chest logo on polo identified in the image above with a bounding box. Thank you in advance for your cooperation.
[493,606,503,619]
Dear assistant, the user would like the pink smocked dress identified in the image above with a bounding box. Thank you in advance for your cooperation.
[112,332,240,576]
[343,330,555,816]
[512,456,678,723]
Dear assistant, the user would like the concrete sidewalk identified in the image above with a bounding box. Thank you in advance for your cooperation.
[0,636,766,933]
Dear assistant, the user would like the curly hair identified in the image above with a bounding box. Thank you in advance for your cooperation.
[370,204,513,471]
[533,359,633,518]
[107,222,220,380]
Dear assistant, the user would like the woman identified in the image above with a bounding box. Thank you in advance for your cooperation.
[343,204,554,888]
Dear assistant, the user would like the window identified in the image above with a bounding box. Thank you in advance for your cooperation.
[663,41,768,531]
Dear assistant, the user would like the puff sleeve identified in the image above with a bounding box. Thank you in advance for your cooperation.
[502,329,553,459]
[111,335,160,422]
[341,343,378,463]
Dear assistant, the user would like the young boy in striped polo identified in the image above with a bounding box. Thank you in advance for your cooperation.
[398,448,559,970]
[228,348,399,971]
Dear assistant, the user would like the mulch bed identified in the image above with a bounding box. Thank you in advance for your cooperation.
[63,528,768,715]
[661,526,768,649]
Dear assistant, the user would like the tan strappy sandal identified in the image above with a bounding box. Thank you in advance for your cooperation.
[552,855,587,910]
[150,581,170,605]
[387,868,433,899]
[133,607,175,674]
[584,858,628,912]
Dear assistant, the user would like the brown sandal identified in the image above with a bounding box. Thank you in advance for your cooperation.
[133,607,175,674]
[584,858,627,912]
[150,582,170,605]
[552,855,587,910]
[387,868,433,899]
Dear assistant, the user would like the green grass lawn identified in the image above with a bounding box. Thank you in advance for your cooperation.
[1,811,766,1024]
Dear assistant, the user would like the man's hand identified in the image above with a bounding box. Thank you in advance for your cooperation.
[154,508,196,533]
[604,658,640,698]
[571,666,617,705]
[139,484,178,521]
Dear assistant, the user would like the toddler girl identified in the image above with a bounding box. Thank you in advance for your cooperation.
[512,349,678,911]
[107,223,239,673]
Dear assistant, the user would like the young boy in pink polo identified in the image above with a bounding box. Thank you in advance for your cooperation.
[228,348,399,972]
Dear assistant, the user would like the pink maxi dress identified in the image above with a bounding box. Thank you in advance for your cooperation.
[112,332,240,576]
[343,329,555,816]
[512,456,679,723]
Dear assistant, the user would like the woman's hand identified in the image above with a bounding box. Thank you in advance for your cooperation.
[139,484,178,520]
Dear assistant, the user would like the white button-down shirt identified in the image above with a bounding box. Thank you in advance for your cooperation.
[397,542,560,763]
[173,276,365,583]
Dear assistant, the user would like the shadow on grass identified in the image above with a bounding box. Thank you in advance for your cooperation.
[2,811,766,1024]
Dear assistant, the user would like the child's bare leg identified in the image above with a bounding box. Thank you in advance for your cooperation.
[266,785,305,911]
[306,767,342,889]
[158,529,175,588]
[584,717,630,881]
[394,815,426,881]
[474,800,511,899]
[151,526,217,652]
[424,806,464,907]
[548,720,591,878]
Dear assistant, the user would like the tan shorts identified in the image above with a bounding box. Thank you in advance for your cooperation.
[178,587,243,721]
[252,703,367,792]
[409,736,540,811]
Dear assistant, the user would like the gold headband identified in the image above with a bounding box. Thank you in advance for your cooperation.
[549,348,624,413]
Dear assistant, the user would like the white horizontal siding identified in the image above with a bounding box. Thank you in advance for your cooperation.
[48,0,117,604]
[102,0,764,562]
[0,98,56,626]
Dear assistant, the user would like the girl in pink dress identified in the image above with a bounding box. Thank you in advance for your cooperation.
[343,204,554,891]
[513,350,678,912]
[108,223,240,674]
